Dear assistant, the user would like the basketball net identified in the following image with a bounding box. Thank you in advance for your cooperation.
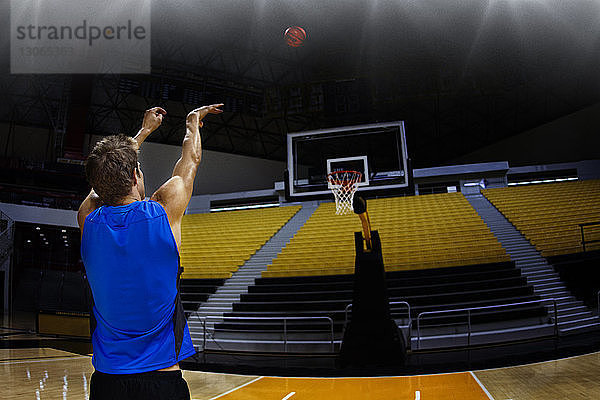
[327,170,362,215]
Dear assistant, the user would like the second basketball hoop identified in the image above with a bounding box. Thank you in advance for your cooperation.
[327,170,363,215]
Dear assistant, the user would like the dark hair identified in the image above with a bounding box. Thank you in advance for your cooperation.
[85,135,138,206]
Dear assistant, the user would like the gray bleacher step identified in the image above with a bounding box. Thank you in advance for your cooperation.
[191,312,223,319]
[224,279,256,285]
[511,251,542,257]
[522,265,553,271]
[535,288,570,296]
[527,276,561,285]
[205,300,236,306]
[557,311,594,323]
[208,295,240,302]
[521,271,556,279]
[560,321,600,335]
[189,320,219,328]
[196,306,231,313]
[520,265,552,271]
[514,256,544,262]
[558,316,600,331]
[517,260,548,265]
[534,282,568,291]
[554,305,588,314]
[216,287,248,294]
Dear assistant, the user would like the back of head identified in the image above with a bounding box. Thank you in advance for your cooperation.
[85,135,138,206]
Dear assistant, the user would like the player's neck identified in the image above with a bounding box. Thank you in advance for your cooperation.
[116,191,142,206]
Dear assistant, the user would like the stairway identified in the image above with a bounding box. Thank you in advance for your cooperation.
[465,193,600,335]
[187,203,319,350]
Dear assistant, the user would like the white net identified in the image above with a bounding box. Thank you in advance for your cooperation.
[327,170,362,215]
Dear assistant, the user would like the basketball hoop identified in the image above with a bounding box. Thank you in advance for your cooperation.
[327,170,363,215]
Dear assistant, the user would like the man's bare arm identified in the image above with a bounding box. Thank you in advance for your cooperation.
[151,104,223,222]
[133,107,166,150]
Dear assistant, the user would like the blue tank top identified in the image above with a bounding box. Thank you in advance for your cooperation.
[81,200,195,374]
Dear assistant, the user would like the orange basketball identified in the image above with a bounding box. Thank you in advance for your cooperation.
[284,26,307,47]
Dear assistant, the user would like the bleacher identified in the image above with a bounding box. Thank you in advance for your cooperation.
[180,205,301,279]
[483,180,600,257]
[180,278,226,316]
[264,193,509,277]
[216,261,549,345]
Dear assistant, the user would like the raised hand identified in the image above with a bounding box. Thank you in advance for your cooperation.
[186,103,224,128]
[142,107,167,133]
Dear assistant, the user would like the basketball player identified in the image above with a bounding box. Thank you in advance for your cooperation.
[78,104,224,399]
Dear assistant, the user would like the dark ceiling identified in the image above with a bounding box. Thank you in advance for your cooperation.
[1,0,599,168]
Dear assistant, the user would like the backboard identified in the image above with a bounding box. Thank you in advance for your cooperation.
[287,121,409,198]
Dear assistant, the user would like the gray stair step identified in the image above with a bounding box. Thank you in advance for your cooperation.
[216,286,248,292]
[205,300,235,306]
[527,276,561,284]
[224,279,256,284]
[558,316,600,330]
[534,282,568,291]
[557,312,594,323]
[197,306,232,313]
[560,322,600,335]
[213,293,245,299]
[554,305,588,314]
[536,288,570,296]
[522,271,556,278]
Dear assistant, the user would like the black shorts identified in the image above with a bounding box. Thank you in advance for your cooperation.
[90,369,191,400]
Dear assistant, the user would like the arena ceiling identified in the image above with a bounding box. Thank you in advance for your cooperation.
[0,0,599,168]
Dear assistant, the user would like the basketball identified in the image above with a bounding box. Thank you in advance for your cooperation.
[284,26,307,47]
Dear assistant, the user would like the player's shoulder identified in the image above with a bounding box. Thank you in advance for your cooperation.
[151,175,186,201]
[150,176,188,221]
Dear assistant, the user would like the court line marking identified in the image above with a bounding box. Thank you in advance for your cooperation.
[206,376,263,400]
[184,370,260,378]
[282,391,296,400]
[415,390,420,400]
[469,371,495,400]
[471,350,600,373]
[244,370,474,379]
[0,354,86,362]
[0,356,89,365]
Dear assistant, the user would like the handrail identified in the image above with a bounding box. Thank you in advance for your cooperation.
[344,301,412,348]
[416,299,558,349]
[344,301,411,328]
[579,221,600,252]
[193,315,335,353]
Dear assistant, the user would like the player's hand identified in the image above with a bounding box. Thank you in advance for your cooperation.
[187,103,224,128]
[142,107,167,133]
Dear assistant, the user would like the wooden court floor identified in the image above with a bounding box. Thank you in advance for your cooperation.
[1,348,599,399]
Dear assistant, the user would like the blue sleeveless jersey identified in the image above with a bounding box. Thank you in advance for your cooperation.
[81,200,195,374]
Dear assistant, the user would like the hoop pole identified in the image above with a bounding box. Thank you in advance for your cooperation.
[358,211,372,251]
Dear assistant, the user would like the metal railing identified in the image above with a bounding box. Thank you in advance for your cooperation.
[579,222,600,252]
[193,315,335,353]
[344,301,412,349]
[344,301,412,330]
[416,299,558,349]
